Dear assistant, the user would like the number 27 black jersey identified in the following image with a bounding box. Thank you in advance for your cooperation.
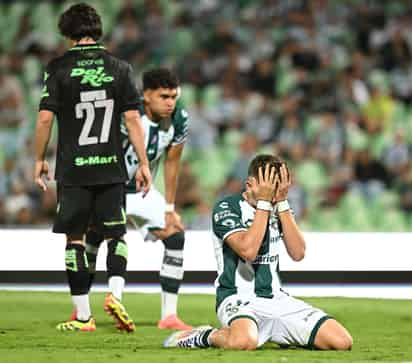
[39,44,140,186]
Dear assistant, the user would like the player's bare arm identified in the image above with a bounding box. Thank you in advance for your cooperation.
[164,143,185,231]
[124,109,152,195]
[34,110,54,191]
[226,164,278,261]
[276,164,306,261]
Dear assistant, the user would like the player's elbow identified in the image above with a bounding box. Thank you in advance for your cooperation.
[290,247,305,261]
[240,246,258,262]
[124,110,139,129]
[37,110,54,127]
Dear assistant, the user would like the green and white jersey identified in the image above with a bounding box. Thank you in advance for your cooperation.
[212,193,286,308]
[122,101,189,192]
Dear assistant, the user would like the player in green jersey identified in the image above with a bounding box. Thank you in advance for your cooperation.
[164,154,352,350]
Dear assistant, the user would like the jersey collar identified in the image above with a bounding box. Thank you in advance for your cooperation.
[69,44,105,51]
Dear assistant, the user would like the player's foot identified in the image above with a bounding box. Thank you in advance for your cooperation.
[158,314,192,330]
[56,317,96,332]
[163,325,213,348]
[103,293,135,332]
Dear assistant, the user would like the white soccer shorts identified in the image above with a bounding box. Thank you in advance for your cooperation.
[217,290,330,348]
[126,186,166,239]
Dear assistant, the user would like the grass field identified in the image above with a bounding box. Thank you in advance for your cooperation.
[0,291,411,363]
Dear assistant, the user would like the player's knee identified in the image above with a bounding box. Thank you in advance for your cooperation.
[86,229,104,248]
[332,333,353,350]
[227,334,258,351]
[162,231,185,250]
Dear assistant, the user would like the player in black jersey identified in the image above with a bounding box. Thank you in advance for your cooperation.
[34,3,151,332]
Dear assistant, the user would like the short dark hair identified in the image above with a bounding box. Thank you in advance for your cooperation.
[248,154,286,179]
[58,3,103,41]
[143,68,179,90]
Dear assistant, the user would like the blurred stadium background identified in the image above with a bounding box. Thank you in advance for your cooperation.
[1,0,412,232]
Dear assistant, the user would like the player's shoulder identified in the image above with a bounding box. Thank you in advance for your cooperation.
[45,54,67,72]
[213,193,244,214]
[172,101,189,124]
[102,52,133,73]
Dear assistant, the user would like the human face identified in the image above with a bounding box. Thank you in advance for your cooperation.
[144,87,178,120]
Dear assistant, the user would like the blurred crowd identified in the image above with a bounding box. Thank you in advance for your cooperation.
[1,0,412,231]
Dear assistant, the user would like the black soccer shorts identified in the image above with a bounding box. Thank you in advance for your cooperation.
[53,183,126,238]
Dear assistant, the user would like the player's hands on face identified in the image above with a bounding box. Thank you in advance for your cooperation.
[273,164,291,202]
[165,211,185,232]
[135,164,152,196]
[34,160,50,192]
[250,163,278,202]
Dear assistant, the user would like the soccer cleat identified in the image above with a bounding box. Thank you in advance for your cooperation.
[69,309,77,321]
[163,325,213,348]
[56,317,96,332]
[158,314,192,330]
[103,293,135,332]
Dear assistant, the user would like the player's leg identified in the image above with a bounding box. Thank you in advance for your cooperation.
[68,228,104,321]
[95,183,134,332]
[126,187,191,329]
[152,227,191,330]
[164,320,258,350]
[270,292,352,350]
[312,318,353,350]
[165,294,261,349]
[53,185,95,331]
[85,228,104,291]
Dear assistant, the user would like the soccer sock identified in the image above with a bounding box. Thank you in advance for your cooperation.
[189,328,216,348]
[65,244,91,319]
[107,239,128,299]
[159,232,185,319]
[161,292,178,318]
[85,230,104,291]
[108,276,125,301]
[201,328,216,347]
[71,295,91,321]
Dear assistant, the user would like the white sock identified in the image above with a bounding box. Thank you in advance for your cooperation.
[72,294,91,321]
[161,291,178,319]
[109,276,125,301]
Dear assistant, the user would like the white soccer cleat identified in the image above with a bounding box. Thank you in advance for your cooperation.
[163,325,213,348]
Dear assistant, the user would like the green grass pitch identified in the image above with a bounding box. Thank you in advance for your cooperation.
[0,291,411,363]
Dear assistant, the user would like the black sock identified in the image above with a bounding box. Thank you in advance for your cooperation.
[65,244,89,295]
[107,239,128,278]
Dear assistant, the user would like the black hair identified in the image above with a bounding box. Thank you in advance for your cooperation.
[248,154,287,180]
[58,3,103,41]
[143,68,179,90]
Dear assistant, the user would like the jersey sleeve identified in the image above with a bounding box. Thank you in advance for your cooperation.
[119,63,140,113]
[171,106,189,146]
[212,199,248,241]
[39,62,59,113]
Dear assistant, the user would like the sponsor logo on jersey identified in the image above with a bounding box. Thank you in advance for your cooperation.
[70,66,114,87]
[252,254,278,264]
[74,155,118,166]
[214,210,239,222]
[77,59,104,67]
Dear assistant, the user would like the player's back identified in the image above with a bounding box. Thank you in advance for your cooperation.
[40,44,139,186]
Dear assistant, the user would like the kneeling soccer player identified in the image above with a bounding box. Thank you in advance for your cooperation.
[164,155,353,350]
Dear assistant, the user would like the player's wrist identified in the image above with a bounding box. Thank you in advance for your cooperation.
[276,199,290,213]
[165,203,175,213]
[256,200,273,212]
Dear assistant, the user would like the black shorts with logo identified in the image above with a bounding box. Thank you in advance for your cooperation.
[53,183,126,237]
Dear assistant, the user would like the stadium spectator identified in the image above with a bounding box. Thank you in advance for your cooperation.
[1,0,412,231]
